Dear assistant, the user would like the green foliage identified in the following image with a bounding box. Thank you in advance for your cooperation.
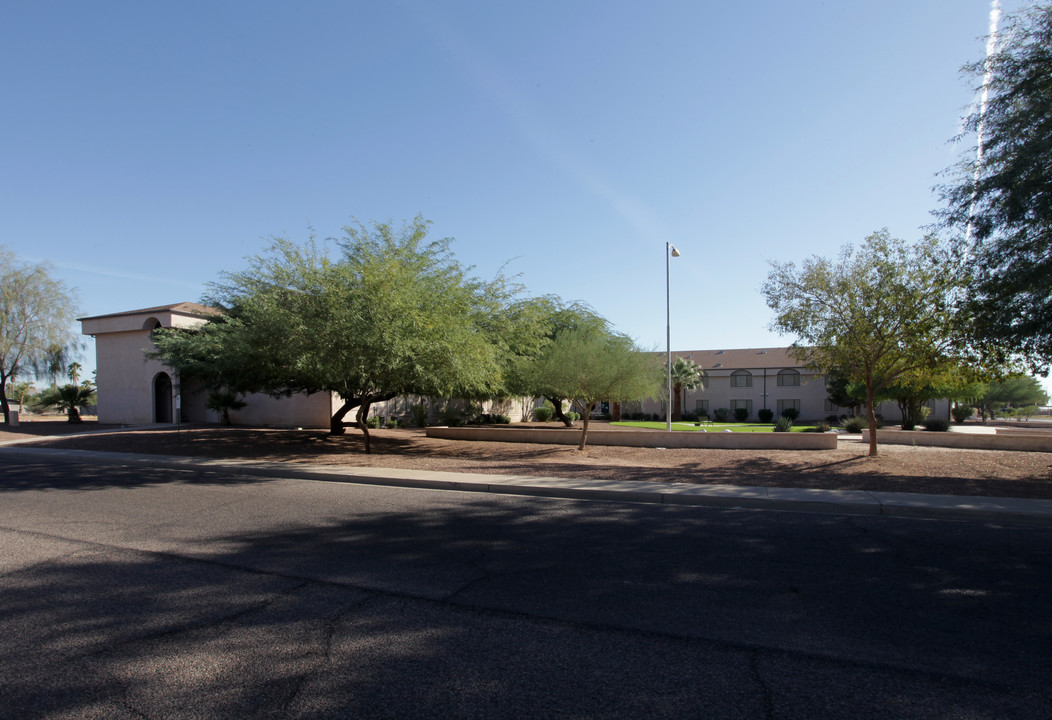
[965,374,1049,420]
[153,217,515,452]
[205,390,247,426]
[807,422,832,433]
[476,413,511,425]
[773,416,793,432]
[841,416,867,433]
[1016,405,1039,421]
[951,405,973,424]
[366,415,382,428]
[712,408,730,422]
[0,247,78,424]
[757,408,774,423]
[386,418,399,428]
[32,382,96,423]
[922,417,951,432]
[520,320,661,449]
[532,405,554,422]
[763,231,964,456]
[937,4,1052,372]
[410,403,429,427]
[733,407,749,422]
[780,407,801,422]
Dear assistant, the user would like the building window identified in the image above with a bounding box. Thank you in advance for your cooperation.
[731,370,752,387]
[777,399,801,415]
[699,372,709,390]
[695,399,709,413]
[731,399,753,414]
[824,399,841,412]
[777,369,800,386]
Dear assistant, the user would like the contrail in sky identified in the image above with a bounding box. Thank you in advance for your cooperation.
[966,0,1002,247]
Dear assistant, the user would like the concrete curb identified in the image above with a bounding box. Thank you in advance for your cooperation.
[2,445,1051,525]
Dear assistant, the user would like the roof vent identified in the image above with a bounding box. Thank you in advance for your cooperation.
[715,350,724,355]
[759,350,767,354]
[713,363,723,368]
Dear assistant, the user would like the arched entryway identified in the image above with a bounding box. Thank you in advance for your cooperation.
[153,372,173,423]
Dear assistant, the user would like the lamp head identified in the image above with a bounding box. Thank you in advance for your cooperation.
[669,245,681,257]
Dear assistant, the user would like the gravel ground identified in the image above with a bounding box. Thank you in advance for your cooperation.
[4,418,1052,499]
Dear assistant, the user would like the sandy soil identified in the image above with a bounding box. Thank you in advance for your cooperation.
[3,419,1052,499]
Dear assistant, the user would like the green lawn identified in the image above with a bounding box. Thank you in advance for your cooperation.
[611,421,819,433]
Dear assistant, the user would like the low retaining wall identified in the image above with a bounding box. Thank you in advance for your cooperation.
[426,426,838,450]
[862,429,1052,453]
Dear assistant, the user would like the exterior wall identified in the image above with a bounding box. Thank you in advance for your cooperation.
[225,391,336,428]
[92,328,177,425]
[681,367,828,421]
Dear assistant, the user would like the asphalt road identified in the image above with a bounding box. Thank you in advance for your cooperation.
[1,457,1050,719]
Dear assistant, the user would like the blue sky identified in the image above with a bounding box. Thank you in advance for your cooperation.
[4,1,1039,389]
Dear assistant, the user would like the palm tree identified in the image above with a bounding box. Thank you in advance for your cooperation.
[670,357,704,421]
[32,383,96,423]
[35,344,72,389]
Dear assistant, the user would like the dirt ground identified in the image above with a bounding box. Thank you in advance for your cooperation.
[3,418,1052,499]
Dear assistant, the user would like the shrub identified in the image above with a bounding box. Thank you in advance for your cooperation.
[438,405,464,427]
[712,408,730,422]
[566,411,581,422]
[757,408,774,423]
[410,403,428,427]
[781,407,801,422]
[774,417,793,432]
[478,413,511,425]
[733,407,749,422]
[805,422,831,433]
[386,418,399,429]
[841,416,867,433]
[366,415,382,428]
[533,406,554,422]
[826,415,841,424]
[922,417,951,432]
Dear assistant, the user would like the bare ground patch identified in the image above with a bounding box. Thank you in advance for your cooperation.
[6,421,1052,499]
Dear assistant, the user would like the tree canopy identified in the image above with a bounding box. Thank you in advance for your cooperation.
[521,320,661,450]
[154,218,511,451]
[937,3,1052,372]
[0,247,78,424]
[762,230,964,456]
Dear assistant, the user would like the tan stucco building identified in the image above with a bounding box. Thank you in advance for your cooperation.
[80,303,339,427]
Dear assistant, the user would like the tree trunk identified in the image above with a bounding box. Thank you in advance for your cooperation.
[0,370,10,425]
[547,397,574,427]
[356,401,372,454]
[577,403,595,451]
[329,398,362,435]
[673,383,682,421]
[866,381,879,457]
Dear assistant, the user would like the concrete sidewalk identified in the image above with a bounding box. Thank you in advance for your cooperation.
[3,444,1051,525]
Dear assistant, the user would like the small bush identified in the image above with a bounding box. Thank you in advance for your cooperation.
[781,407,801,422]
[410,403,428,427]
[478,413,511,424]
[533,406,554,422]
[757,408,774,423]
[366,416,382,428]
[438,406,464,427]
[386,418,399,429]
[805,422,831,433]
[841,416,866,433]
[826,415,841,424]
[712,408,730,422]
[733,407,749,422]
[566,411,581,422]
[773,417,793,432]
[922,417,951,432]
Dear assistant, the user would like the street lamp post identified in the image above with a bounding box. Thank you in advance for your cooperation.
[666,242,680,432]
